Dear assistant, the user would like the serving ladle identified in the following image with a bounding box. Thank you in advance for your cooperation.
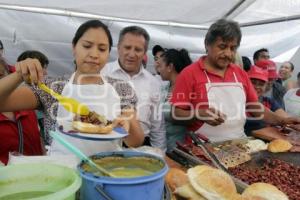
[38,83,90,116]
[50,131,116,178]
[38,82,108,124]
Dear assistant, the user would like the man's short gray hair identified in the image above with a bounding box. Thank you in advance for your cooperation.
[118,26,150,52]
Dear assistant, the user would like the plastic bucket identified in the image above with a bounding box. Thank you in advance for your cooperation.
[0,163,81,200]
[78,151,168,200]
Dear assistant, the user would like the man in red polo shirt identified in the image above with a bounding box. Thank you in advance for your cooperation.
[0,57,44,165]
[170,19,300,142]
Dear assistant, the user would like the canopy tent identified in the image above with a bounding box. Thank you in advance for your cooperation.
[0,0,299,76]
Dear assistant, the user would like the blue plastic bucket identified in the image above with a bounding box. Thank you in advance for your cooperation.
[78,151,168,200]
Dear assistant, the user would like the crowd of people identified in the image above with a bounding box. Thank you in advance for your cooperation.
[0,18,300,165]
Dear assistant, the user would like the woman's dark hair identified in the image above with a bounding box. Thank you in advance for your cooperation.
[242,56,252,72]
[17,50,49,68]
[162,48,192,73]
[0,40,3,50]
[72,20,113,52]
[205,19,241,47]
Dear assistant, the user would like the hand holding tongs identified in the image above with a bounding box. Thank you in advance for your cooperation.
[279,117,300,133]
[188,132,230,173]
[273,124,300,135]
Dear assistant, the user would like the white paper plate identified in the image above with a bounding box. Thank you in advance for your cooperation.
[57,121,128,141]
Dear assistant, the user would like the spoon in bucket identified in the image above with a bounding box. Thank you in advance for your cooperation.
[50,131,116,178]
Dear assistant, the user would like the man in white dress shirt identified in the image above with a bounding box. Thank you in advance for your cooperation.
[101,26,166,150]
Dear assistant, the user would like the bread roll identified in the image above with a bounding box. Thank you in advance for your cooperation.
[242,183,288,200]
[72,121,114,134]
[175,183,207,200]
[241,196,266,200]
[233,193,266,200]
[245,139,268,153]
[267,139,292,153]
[187,165,237,200]
[165,168,189,192]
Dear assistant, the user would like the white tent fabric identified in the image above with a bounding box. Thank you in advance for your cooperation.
[0,0,299,76]
[273,46,300,63]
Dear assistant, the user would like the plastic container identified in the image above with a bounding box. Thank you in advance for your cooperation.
[0,163,81,200]
[78,151,169,200]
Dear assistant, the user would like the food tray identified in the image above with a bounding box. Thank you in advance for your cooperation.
[245,150,300,168]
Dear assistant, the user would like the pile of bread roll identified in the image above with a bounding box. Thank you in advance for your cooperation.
[165,166,289,200]
[267,139,292,153]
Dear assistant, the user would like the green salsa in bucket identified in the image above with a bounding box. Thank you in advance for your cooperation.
[82,156,164,178]
[0,163,81,200]
[0,191,53,200]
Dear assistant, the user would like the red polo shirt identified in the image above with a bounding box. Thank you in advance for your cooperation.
[0,110,43,165]
[170,56,258,131]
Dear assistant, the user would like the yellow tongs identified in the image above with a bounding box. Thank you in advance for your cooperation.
[38,82,90,116]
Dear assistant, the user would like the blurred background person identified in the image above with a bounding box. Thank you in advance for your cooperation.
[17,50,49,75]
[284,71,300,117]
[152,44,166,75]
[158,48,192,152]
[152,44,169,101]
[244,66,288,135]
[298,72,300,88]
[256,59,286,108]
[0,40,14,71]
[242,56,252,72]
[0,40,3,57]
[279,61,297,90]
[0,57,44,165]
[253,48,270,64]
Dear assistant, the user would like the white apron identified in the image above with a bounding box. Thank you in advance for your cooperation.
[284,89,300,117]
[195,71,247,142]
[51,73,122,156]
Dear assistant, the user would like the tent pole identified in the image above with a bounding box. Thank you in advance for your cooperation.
[1,3,298,29]
[0,4,209,30]
[241,15,300,27]
[223,0,249,18]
